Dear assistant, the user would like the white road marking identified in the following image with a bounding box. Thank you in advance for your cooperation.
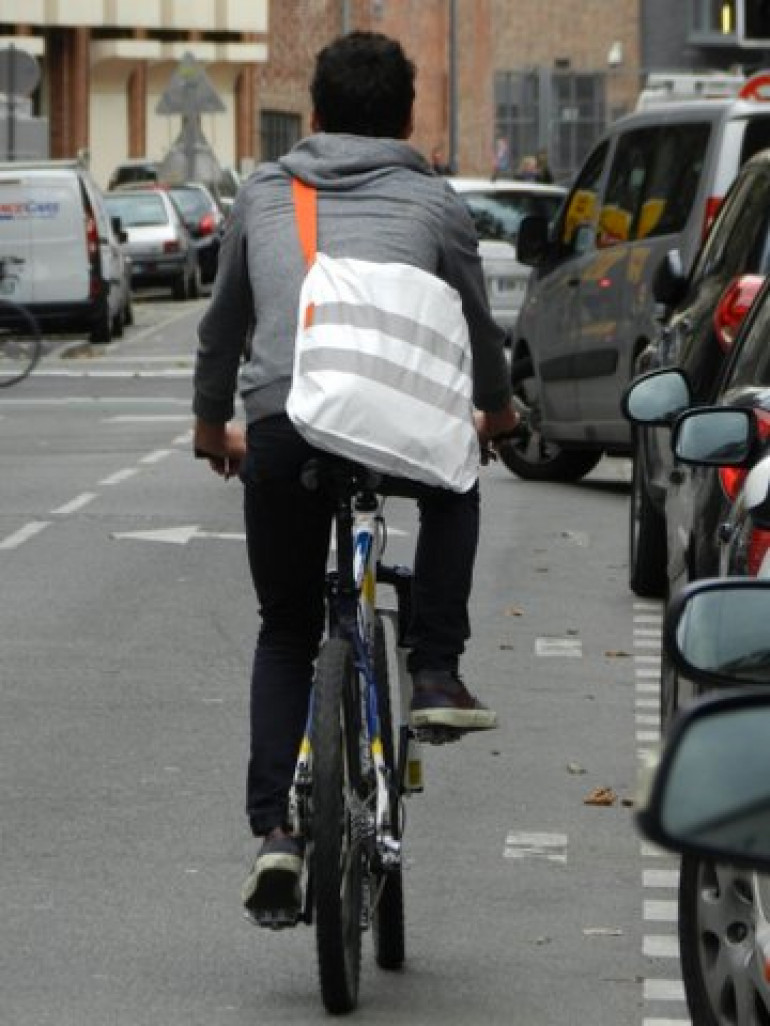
[534,637,583,657]
[644,900,678,922]
[0,521,51,549]
[644,936,680,958]
[111,526,245,545]
[50,492,97,516]
[104,415,192,423]
[140,449,173,464]
[644,869,680,889]
[503,831,568,862]
[100,468,139,486]
[644,979,686,1002]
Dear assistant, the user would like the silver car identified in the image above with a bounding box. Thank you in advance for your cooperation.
[104,188,200,301]
[447,177,565,335]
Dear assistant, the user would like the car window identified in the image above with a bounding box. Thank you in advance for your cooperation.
[694,166,770,281]
[722,283,770,390]
[557,140,609,250]
[169,188,210,220]
[105,193,168,227]
[740,117,770,163]
[459,190,563,243]
[637,123,710,238]
[599,127,657,246]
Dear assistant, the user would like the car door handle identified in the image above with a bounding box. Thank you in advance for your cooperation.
[669,468,686,485]
[567,277,580,287]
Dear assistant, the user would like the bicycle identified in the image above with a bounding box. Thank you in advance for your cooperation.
[252,455,467,1013]
[0,256,43,388]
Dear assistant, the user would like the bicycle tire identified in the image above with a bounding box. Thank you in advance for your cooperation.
[313,637,364,1014]
[0,299,42,388]
[371,615,405,970]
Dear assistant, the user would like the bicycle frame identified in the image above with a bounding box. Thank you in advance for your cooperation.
[290,473,421,894]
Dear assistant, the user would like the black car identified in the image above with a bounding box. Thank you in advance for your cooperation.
[623,274,770,731]
[628,148,770,598]
[166,182,226,285]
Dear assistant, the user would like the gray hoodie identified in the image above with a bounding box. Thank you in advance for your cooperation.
[193,134,511,426]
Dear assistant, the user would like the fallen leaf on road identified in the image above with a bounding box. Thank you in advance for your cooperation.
[605,649,631,658]
[583,927,623,937]
[567,762,586,775]
[504,606,524,617]
[584,786,617,806]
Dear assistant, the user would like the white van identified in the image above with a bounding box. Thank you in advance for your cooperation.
[506,93,770,482]
[0,160,131,344]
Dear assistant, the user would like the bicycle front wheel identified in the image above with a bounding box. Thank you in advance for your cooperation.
[372,615,405,970]
[312,637,365,1014]
[0,301,42,388]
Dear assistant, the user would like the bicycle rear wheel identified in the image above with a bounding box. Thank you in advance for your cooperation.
[312,637,365,1014]
[0,300,42,388]
[372,615,405,970]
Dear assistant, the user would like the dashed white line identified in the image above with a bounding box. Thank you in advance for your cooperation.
[140,449,173,464]
[644,936,680,958]
[50,492,97,516]
[644,979,686,1002]
[644,869,680,889]
[0,521,51,549]
[644,900,678,922]
[100,468,139,486]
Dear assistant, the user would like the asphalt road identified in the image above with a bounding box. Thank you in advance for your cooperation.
[0,298,686,1025]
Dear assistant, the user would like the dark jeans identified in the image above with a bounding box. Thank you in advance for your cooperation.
[241,415,479,836]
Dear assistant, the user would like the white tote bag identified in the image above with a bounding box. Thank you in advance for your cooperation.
[285,179,479,492]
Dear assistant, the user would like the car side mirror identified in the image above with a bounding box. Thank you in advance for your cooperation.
[636,577,770,871]
[516,215,550,267]
[671,407,755,466]
[652,250,687,308]
[621,368,692,426]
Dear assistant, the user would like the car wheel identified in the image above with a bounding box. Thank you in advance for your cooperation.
[679,855,770,1025]
[172,272,187,302]
[188,261,202,300]
[89,300,112,345]
[629,441,667,597]
[496,355,602,482]
[124,295,134,327]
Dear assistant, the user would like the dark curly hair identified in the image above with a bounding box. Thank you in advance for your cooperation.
[311,31,415,139]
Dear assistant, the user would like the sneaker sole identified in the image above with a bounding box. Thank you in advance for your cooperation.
[410,708,498,731]
[242,865,303,915]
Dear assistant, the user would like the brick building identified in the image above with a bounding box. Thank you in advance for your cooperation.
[2,0,643,187]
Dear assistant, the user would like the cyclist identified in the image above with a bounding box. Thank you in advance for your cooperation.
[192,30,521,917]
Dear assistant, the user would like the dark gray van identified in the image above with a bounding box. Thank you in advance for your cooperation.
[503,97,770,482]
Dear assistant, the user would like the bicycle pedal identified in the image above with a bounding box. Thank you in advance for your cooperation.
[412,725,465,745]
[244,907,301,930]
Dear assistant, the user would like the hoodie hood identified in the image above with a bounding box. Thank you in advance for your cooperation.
[279,133,433,190]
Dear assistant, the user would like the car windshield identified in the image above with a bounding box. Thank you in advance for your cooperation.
[461,191,563,243]
[169,188,211,219]
[105,193,168,228]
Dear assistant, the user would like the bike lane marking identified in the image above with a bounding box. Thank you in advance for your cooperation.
[635,600,691,1026]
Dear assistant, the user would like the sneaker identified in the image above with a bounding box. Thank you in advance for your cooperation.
[409,670,498,732]
[242,828,304,919]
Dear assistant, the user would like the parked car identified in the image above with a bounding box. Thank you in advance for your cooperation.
[447,177,565,336]
[104,188,200,301]
[0,159,132,344]
[165,182,226,285]
[108,159,161,191]
[637,577,770,1024]
[503,88,770,483]
[622,333,770,733]
[627,148,770,597]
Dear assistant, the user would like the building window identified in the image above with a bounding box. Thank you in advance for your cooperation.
[690,0,770,44]
[260,111,302,161]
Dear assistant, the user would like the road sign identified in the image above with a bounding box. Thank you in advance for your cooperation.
[0,46,40,97]
[156,52,225,116]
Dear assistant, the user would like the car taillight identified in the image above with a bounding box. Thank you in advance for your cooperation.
[703,196,722,239]
[747,526,770,576]
[85,211,101,298]
[719,408,770,500]
[163,240,181,253]
[198,213,216,236]
[713,274,764,352]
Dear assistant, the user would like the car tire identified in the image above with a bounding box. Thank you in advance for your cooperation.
[172,272,187,302]
[628,442,667,597]
[679,855,769,1025]
[497,354,602,482]
[124,295,134,327]
[188,261,202,300]
[89,299,112,345]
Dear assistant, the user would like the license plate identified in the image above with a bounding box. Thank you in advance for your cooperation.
[494,277,525,295]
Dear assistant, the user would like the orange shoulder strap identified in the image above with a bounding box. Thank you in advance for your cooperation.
[292,178,317,268]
